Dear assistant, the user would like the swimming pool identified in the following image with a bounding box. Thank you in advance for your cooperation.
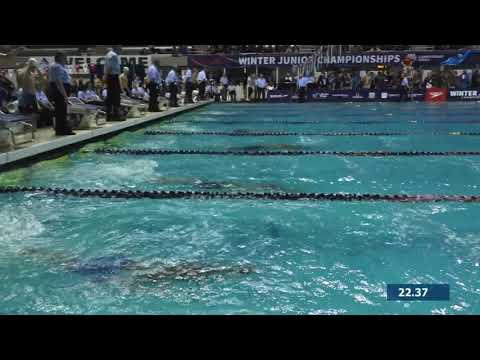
[1,101,480,315]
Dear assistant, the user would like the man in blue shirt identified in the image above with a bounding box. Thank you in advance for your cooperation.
[48,51,75,135]
[297,73,309,103]
[255,74,267,102]
[165,66,179,107]
[147,59,161,112]
[104,45,123,121]
[196,67,207,100]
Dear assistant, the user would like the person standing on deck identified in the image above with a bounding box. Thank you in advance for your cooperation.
[165,66,180,107]
[220,72,229,101]
[147,59,161,112]
[196,67,207,100]
[47,52,75,135]
[104,46,123,121]
[184,67,193,103]
[255,73,267,102]
[297,73,309,103]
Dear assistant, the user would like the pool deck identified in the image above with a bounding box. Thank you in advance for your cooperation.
[0,100,213,168]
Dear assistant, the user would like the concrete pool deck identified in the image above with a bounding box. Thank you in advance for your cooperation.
[0,100,213,169]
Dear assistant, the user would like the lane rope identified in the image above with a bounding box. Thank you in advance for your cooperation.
[1,186,479,202]
[144,130,480,137]
[163,120,480,125]
[93,148,480,157]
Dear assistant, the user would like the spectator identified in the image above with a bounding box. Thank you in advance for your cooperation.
[412,69,423,91]
[342,71,352,90]
[459,70,470,89]
[101,85,108,99]
[383,70,393,89]
[119,67,130,95]
[361,72,371,89]
[400,73,410,101]
[77,82,88,101]
[351,71,361,93]
[235,82,245,102]
[131,81,146,99]
[94,76,103,96]
[328,72,337,91]
[247,73,256,101]
[34,81,54,128]
[423,73,433,89]
[374,71,385,90]
[17,58,41,114]
[471,69,480,89]
[85,82,101,102]
[255,73,267,101]
[228,82,237,102]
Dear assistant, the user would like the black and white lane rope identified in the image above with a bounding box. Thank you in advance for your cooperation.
[93,148,480,157]
[1,186,480,202]
[144,130,480,137]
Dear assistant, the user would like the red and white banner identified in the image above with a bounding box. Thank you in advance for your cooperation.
[426,87,447,102]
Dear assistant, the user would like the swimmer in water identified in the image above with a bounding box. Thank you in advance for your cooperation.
[148,176,289,193]
[134,262,255,282]
[227,144,306,152]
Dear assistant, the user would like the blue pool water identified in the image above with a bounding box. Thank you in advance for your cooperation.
[1,102,480,315]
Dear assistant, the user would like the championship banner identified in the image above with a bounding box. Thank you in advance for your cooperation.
[447,89,480,101]
[189,50,469,69]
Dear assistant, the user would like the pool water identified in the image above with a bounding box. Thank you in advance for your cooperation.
[1,102,480,315]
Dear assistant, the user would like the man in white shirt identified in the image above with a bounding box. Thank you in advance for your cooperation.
[104,46,123,121]
[184,67,193,103]
[165,66,180,107]
[255,74,267,102]
[220,73,229,101]
[147,59,161,111]
[196,67,207,100]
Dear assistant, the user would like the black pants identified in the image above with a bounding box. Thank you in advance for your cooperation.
[256,87,265,102]
[38,106,53,128]
[169,83,178,107]
[148,82,159,111]
[298,87,306,103]
[185,82,193,103]
[221,85,228,101]
[400,86,410,101]
[48,82,72,135]
[198,81,206,100]
[106,74,121,119]
[229,90,236,102]
[248,86,254,100]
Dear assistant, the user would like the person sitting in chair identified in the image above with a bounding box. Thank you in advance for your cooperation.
[35,81,54,128]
